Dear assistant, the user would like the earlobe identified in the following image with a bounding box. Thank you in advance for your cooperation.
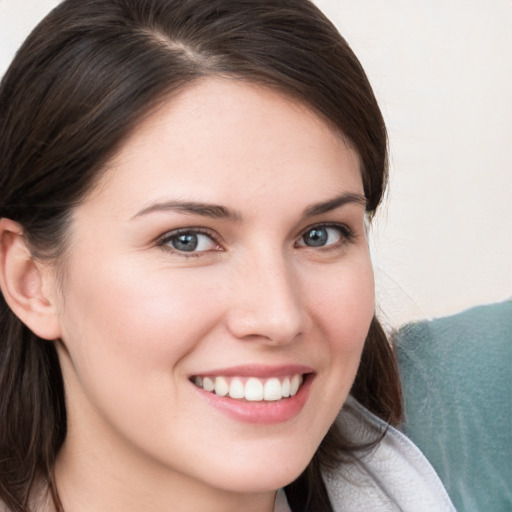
[0,218,62,340]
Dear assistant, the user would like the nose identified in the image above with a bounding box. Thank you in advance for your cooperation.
[225,252,308,345]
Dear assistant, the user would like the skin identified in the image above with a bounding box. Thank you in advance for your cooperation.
[37,78,375,512]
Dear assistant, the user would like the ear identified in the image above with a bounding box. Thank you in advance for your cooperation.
[0,218,62,340]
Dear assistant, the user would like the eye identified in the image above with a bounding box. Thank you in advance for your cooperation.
[296,224,352,248]
[159,229,221,254]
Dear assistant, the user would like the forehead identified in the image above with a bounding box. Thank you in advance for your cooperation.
[83,78,363,215]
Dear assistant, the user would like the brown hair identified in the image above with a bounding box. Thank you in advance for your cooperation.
[0,1,402,510]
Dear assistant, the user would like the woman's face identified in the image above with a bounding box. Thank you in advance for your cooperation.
[51,78,374,502]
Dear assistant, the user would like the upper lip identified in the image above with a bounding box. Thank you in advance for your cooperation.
[190,364,314,379]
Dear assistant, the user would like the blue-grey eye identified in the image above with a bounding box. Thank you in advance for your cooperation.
[171,233,199,252]
[299,226,345,247]
[164,231,218,253]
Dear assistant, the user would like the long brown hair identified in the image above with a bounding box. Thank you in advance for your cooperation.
[0,1,402,510]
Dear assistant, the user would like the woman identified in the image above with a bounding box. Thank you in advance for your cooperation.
[0,1,455,511]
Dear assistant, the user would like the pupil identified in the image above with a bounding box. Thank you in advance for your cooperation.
[305,228,327,247]
[173,233,198,252]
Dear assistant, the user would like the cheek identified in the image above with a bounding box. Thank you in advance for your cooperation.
[309,255,375,347]
[54,260,226,448]
[310,254,374,406]
[57,256,223,386]
[296,256,374,444]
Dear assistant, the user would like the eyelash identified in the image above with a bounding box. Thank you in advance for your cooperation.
[157,222,355,257]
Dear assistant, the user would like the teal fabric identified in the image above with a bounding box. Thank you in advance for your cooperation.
[395,300,512,512]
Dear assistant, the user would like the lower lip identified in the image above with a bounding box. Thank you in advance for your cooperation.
[193,375,313,425]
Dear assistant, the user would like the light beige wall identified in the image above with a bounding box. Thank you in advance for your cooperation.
[1,0,511,327]
[0,0,61,76]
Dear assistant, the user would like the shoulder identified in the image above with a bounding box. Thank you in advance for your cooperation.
[322,397,456,512]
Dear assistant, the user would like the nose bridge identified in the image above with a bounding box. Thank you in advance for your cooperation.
[226,247,306,344]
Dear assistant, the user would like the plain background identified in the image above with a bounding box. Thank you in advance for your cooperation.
[1,0,511,329]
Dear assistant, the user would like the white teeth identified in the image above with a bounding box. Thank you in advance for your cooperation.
[281,377,291,398]
[263,378,282,401]
[203,376,215,392]
[290,374,302,396]
[245,378,264,401]
[194,374,305,402]
[228,378,245,399]
[214,376,229,397]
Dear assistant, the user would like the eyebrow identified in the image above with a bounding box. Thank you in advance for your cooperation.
[303,192,367,217]
[132,192,367,221]
[132,201,243,221]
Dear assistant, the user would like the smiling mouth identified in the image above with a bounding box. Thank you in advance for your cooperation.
[191,374,305,402]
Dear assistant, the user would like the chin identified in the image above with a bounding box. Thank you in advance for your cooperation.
[215,467,306,495]
[199,439,317,494]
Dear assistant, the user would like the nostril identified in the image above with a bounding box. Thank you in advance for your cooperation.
[225,302,306,344]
